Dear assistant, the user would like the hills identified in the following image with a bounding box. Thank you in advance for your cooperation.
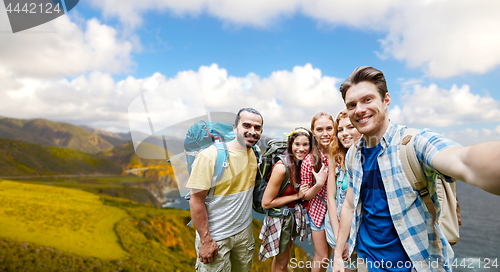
[0,137,122,176]
[0,116,277,205]
[0,116,314,271]
[0,117,129,154]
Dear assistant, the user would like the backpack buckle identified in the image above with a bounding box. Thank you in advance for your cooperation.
[419,188,429,197]
[222,162,230,168]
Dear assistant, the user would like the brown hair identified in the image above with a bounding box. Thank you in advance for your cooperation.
[329,109,349,171]
[339,66,388,101]
[285,127,313,191]
[310,111,334,172]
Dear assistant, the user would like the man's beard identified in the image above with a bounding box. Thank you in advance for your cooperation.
[237,132,259,148]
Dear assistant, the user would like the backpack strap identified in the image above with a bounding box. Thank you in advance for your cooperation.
[400,128,443,249]
[209,141,233,197]
[208,142,258,197]
[268,155,292,216]
[186,141,230,226]
[277,155,290,195]
[399,128,438,223]
[253,145,262,165]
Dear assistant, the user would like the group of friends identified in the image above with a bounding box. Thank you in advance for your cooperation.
[186,66,500,272]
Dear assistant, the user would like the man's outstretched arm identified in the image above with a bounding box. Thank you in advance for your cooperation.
[333,185,355,272]
[190,189,219,264]
[432,142,500,195]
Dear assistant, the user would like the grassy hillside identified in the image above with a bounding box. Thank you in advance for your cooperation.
[0,181,129,259]
[0,117,124,153]
[0,137,122,176]
[0,180,312,271]
[13,176,164,207]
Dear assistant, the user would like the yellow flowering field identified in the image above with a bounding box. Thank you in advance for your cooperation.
[0,180,128,259]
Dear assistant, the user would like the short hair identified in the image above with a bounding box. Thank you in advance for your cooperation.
[339,66,388,101]
[234,108,263,127]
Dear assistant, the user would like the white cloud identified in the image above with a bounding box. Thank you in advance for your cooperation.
[89,0,301,29]
[441,127,500,146]
[86,0,500,78]
[379,0,500,78]
[300,0,398,30]
[0,7,134,78]
[388,84,500,127]
[0,64,344,135]
[131,63,345,137]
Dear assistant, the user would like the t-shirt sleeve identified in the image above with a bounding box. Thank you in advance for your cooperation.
[414,128,462,182]
[185,148,215,190]
[301,155,313,186]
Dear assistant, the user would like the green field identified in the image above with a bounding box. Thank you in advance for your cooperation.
[0,179,312,271]
[0,179,198,271]
[0,180,128,259]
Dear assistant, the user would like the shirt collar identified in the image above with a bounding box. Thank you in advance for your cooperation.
[354,121,399,152]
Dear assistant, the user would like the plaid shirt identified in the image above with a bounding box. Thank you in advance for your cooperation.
[301,150,329,227]
[258,203,307,261]
[346,122,460,272]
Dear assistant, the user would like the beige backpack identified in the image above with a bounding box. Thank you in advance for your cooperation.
[400,128,462,246]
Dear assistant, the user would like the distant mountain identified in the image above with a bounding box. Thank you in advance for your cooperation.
[79,125,130,147]
[0,137,122,176]
[0,117,126,154]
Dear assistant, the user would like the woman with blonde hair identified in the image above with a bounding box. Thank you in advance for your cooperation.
[301,111,333,272]
[325,109,361,272]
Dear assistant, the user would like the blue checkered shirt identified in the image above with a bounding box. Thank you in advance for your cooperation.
[345,121,461,272]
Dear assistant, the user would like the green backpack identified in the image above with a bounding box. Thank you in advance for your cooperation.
[252,139,293,217]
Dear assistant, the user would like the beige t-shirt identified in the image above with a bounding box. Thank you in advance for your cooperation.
[186,145,257,241]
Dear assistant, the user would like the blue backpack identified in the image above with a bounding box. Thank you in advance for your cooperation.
[184,120,260,199]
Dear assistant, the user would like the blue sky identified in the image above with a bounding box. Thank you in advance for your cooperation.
[1,0,499,146]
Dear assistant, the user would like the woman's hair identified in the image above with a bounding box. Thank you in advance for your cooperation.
[329,109,349,171]
[310,111,334,172]
[285,127,314,191]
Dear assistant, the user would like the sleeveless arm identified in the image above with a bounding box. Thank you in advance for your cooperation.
[262,162,302,209]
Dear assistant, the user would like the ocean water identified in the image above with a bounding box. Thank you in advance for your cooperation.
[164,181,500,271]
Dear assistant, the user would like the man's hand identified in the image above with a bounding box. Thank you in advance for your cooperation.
[199,239,218,264]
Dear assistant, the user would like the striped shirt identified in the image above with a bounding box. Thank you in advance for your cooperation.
[186,145,257,241]
[345,121,460,272]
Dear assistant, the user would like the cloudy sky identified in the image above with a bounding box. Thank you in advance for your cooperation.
[1,0,500,146]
